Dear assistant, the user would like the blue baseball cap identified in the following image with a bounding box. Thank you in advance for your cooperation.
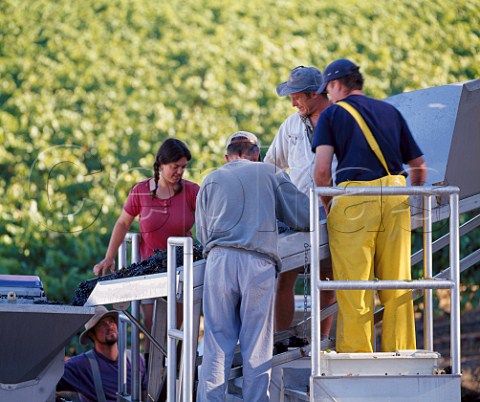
[276,66,324,96]
[317,58,360,94]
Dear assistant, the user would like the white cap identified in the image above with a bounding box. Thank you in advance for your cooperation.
[225,131,260,150]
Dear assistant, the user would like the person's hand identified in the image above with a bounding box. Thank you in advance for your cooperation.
[93,257,115,277]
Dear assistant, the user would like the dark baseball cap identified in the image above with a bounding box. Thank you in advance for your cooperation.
[317,58,360,94]
[276,66,324,96]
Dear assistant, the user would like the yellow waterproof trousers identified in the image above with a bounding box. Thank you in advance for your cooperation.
[327,175,416,353]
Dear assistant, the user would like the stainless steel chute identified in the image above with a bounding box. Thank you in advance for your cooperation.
[0,303,94,402]
[385,78,480,199]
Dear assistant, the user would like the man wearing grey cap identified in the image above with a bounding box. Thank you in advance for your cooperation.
[265,66,335,342]
[266,66,331,194]
[196,131,310,401]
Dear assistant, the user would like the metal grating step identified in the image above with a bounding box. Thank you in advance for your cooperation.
[282,367,310,402]
[283,387,310,402]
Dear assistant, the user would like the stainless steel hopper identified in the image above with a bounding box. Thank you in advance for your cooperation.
[0,304,94,402]
[385,79,480,200]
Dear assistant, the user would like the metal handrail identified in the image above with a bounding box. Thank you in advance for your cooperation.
[117,233,142,402]
[423,195,434,350]
[167,237,194,402]
[118,314,129,398]
[309,185,461,378]
[316,279,453,290]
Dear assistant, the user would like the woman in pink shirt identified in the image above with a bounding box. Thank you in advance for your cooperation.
[93,138,199,353]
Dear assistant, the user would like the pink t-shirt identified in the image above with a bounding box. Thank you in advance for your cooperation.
[123,178,200,259]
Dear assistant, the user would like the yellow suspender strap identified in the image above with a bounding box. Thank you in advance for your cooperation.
[336,101,391,175]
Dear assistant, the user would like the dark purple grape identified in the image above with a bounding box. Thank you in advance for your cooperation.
[71,243,204,306]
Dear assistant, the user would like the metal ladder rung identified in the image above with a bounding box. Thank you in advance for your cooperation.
[168,328,184,340]
[317,279,454,291]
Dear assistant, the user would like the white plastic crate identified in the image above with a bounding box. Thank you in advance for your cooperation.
[319,349,440,376]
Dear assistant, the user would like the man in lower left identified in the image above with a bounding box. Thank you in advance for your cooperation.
[56,305,147,402]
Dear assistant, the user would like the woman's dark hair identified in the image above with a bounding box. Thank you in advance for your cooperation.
[151,138,192,198]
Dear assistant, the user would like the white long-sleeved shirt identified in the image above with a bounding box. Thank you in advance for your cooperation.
[264,113,314,195]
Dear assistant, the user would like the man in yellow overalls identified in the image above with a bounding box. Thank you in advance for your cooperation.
[312,58,427,353]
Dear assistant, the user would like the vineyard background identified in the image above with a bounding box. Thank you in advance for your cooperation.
[0,0,479,398]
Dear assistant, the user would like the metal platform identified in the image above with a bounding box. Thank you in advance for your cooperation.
[309,374,461,401]
[85,198,478,401]
[83,80,480,402]
[279,352,461,402]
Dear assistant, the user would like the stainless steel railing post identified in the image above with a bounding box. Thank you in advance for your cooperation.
[167,243,178,402]
[450,193,461,374]
[118,315,129,398]
[167,237,194,402]
[118,242,127,270]
[116,233,142,401]
[423,195,434,350]
[117,241,128,400]
[129,233,141,401]
[309,188,321,377]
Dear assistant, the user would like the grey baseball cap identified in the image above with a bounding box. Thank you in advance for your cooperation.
[276,66,324,96]
[317,58,360,94]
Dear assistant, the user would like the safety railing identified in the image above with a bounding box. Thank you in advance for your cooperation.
[115,233,180,401]
[309,185,461,377]
[117,233,142,402]
[167,237,195,402]
[117,313,131,399]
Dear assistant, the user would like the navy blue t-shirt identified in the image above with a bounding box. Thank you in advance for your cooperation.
[312,95,423,185]
[57,349,147,402]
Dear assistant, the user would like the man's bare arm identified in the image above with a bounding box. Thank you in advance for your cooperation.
[408,156,427,186]
[314,145,334,213]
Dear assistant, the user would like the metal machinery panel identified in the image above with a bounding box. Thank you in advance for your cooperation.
[310,375,461,402]
[385,79,480,199]
[0,274,46,303]
[0,304,94,402]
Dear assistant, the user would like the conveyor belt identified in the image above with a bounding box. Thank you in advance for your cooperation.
[84,225,330,306]
[0,304,94,402]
